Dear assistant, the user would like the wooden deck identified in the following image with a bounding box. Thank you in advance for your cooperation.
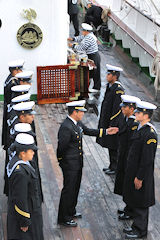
[1,31,160,238]
[1,100,160,240]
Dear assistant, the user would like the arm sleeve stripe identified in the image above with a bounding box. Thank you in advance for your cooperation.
[110,110,121,121]
[99,128,103,137]
[15,205,30,218]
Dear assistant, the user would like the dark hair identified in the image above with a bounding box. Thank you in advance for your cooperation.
[8,142,28,155]
[129,103,136,109]
[112,71,120,79]
[143,110,153,119]
[68,107,78,115]
[16,148,28,155]
[9,67,15,73]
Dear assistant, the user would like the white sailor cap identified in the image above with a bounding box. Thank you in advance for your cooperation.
[81,23,93,31]
[11,85,31,93]
[11,93,31,103]
[8,59,25,69]
[66,100,87,112]
[120,95,141,107]
[13,101,36,115]
[106,64,123,73]
[15,70,34,82]
[14,123,32,132]
[15,133,38,151]
[14,123,36,137]
[134,101,157,113]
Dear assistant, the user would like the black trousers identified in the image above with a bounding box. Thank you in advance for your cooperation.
[70,14,79,36]
[88,52,101,90]
[108,148,117,171]
[132,207,149,236]
[58,168,82,223]
[124,205,134,217]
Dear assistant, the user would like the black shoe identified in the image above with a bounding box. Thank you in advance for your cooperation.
[74,32,79,36]
[123,227,133,234]
[59,220,77,227]
[104,169,115,175]
[117,209,125,215]
[103,167,110,171]
[119,213,132,220]
[125,230,147,239]
[73,212,82,218]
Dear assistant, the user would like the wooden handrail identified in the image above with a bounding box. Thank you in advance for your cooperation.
[108,11,157,58]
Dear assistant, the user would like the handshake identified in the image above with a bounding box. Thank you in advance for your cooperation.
[106,127,119,135]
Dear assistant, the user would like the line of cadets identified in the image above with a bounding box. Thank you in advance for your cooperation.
[95,64,157,239]
[2,60,44,240]
[97,64,157,239]
[56,63,158,239]
[2,60,158,239]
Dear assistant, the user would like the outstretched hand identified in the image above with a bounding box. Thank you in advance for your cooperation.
[134,177,143,190]
[107,127,119,135]
[21,226,29,232]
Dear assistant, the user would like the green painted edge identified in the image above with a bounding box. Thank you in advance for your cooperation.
[0,95,4,101]
[98,37,113,46]
[0,94,37,102]
[111,34,155,83]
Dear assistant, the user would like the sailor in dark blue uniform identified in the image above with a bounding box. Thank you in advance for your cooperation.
[57,100,118,227]
[2,59,24,148]
[96,64,125,175]
[123,101,157,239]
[7,133,44,240]
[113,95,140,220]
[3,87,31,196]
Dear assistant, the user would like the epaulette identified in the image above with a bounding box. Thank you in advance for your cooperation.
[132,126,138,131]
[146,122,157,134]
[16,165,20,170]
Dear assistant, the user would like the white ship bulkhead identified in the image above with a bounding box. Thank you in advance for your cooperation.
[84,0,160,79]
[0,0,69,98]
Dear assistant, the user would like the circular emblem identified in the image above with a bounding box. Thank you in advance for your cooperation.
[17,23,43,49]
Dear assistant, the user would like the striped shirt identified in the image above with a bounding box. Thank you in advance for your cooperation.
[73,33,98,55]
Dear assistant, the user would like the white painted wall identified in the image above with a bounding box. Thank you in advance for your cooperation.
[0,0,69,95]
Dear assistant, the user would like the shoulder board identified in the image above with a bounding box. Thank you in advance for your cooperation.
[132,126,138,131]
[16,165,20,170]
[115,81,123,87]
[146,122,157,134]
